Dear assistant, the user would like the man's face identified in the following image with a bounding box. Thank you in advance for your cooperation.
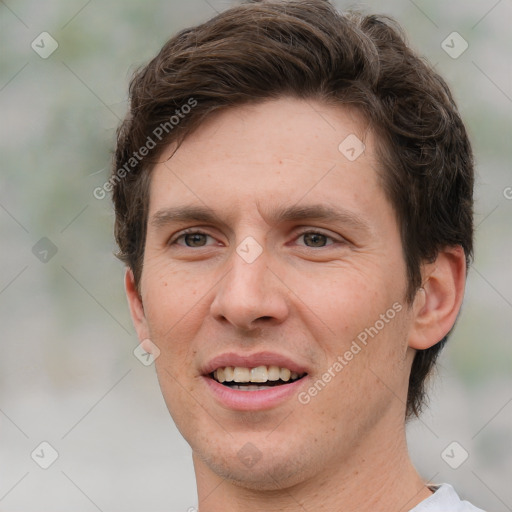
[128,98,418,488]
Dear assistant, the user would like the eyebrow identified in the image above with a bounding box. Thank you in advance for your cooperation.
[151,205,230,230]
[150,203,371,235]
[260,203,371,234]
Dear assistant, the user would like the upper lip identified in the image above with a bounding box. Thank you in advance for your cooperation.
[201,351,309,376]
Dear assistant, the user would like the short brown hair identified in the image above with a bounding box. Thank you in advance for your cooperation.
[112,0,474,418]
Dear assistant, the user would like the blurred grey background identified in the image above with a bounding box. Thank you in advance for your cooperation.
[0,0,511,510]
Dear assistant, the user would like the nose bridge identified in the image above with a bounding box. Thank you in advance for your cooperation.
[231,243,270,298]
[210,239,289,329]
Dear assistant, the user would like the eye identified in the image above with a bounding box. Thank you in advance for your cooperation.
[172,230,217,247]
[296,231,336,248]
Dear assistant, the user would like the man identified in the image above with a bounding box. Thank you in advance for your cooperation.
[111,1,484,510]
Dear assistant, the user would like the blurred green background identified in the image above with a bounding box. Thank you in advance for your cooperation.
[1,0,511,510]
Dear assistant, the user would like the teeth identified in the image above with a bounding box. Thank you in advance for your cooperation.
[231,384,274,391]
[212,365,304,384]
[250,366,268,383]
[268,365,280,381]
[223,366,234,382]
[280,367,291,382]
[233,367,250,382]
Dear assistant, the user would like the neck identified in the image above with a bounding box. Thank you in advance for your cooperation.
[192,420,432,512]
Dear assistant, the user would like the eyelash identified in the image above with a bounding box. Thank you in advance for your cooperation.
[170,228,341,248]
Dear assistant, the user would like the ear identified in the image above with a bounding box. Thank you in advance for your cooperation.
[125,268,150,341]
[408,246,467,350]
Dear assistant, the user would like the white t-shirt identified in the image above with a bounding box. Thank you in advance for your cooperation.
[410,484,486,511]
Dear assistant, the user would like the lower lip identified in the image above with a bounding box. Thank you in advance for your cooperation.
[202,376,308,411]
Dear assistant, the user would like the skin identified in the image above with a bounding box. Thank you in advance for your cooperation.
[125,97,466,512]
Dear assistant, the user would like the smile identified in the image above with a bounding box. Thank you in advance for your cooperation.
[211,365,307,391]
[201,351,310,410]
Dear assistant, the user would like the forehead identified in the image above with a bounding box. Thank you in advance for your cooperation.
[165,97,373,168]
[147,97,389,226]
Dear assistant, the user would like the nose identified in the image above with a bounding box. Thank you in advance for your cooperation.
[210,246,290,332]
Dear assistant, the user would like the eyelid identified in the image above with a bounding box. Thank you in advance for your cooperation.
[293,227,344,245]
[169,228,219,246]
[168,227,346,248]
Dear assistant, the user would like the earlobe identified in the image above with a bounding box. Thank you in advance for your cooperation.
[408,246,467,350]
[124,268,150,341]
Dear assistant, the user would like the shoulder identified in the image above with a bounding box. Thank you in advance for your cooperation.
[409,484,486,512]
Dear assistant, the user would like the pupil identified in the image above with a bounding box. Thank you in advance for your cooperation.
[185,233,207,247]
[304,233,326,247]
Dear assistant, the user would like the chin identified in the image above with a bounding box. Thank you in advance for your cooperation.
[194,439,317,491]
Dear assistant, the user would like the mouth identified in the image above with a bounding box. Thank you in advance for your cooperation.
[201,351,310,410]
[209,365,307,391]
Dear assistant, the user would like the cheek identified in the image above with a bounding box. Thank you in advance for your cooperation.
[141,265,208,359]
[143,259,202,312]
[300,315,411,435]
[287,266,401,348]
[289,266,410,401]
